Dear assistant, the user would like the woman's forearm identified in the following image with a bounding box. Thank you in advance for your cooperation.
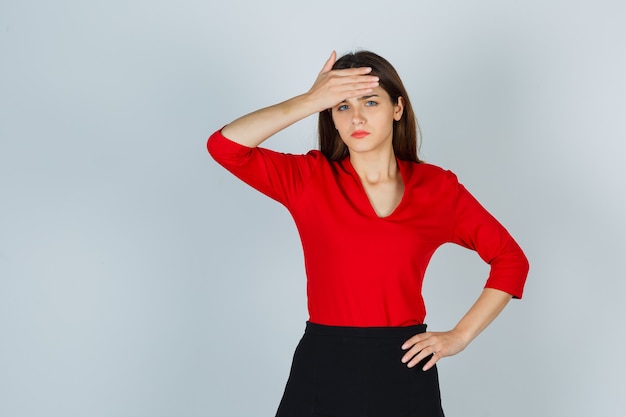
[452,288,513,346]
[221,94,319,148]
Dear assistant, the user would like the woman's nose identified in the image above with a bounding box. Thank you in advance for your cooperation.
[352,108,365,125]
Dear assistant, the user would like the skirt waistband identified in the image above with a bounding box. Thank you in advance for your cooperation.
[305,321,427,339]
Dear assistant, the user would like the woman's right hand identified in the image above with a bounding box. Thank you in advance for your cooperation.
[304,51,379,112]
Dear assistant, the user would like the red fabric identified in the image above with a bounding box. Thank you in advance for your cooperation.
[207,130,529,327]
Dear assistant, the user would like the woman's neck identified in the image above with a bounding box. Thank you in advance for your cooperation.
[349,148,399,185]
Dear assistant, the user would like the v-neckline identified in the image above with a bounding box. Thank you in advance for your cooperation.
[343,157,407,219]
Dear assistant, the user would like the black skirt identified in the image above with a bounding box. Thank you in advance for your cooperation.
[276,322,445,417]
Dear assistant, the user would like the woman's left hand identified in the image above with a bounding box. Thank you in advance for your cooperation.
[401,330,469,371]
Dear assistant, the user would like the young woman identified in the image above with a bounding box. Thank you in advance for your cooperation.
[207,50,529,417]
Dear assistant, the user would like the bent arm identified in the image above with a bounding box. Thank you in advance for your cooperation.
[220,51,379,148]
[401,175,528,370]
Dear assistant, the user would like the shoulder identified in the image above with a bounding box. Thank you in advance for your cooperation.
[304,149,326,160]
[401,161,460,189]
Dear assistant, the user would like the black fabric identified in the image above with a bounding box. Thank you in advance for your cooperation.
[276,322,445,417]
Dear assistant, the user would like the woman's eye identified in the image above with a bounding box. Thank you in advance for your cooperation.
[365,101,378,106]
[337,104,349,111]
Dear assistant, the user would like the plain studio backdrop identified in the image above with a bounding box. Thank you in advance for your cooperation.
[1,1,625,416]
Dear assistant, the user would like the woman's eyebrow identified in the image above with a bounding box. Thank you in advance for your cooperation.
[337,94,380,105]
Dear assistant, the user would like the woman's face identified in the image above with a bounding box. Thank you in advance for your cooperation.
[331,86,404,157]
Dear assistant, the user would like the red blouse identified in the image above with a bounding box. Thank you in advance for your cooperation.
[207,130,529,327]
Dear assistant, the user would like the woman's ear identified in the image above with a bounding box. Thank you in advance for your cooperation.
[394,97,405,121]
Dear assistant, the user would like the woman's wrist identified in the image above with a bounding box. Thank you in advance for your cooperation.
[290,92,328,116]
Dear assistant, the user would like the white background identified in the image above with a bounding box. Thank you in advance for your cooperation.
[1,1,625,416]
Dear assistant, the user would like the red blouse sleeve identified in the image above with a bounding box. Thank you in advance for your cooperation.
[207,129,323,208]
[451,177,529,298]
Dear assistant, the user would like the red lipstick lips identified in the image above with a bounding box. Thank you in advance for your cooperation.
[351,130,370,139]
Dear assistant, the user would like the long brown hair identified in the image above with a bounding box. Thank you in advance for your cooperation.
[318,51,422,163]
